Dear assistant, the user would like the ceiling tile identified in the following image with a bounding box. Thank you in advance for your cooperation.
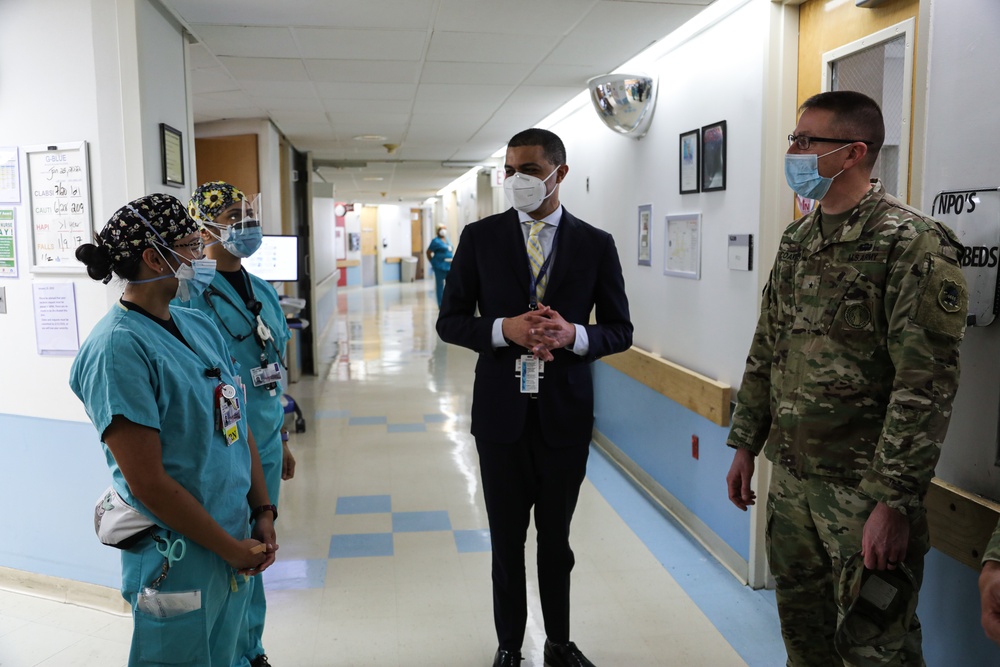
[257,96,325,112]
[305,60,420,84]
[191,67,240,95]
[186,43,218,70]
[192,25,298,58]
[164,0,437,29]
[427,32,552,65]
[420,61,531,86]
[167,0,716,201]
[434,0,594,36]
[548,2,702,67]
[218,57,310,82]
[293,28,427,61]
[269,110,330,125]
[524,64,601,88]
[314,82,417,101]
[327,112,410,127]
[322,98,412,115]
[240,80,319,99]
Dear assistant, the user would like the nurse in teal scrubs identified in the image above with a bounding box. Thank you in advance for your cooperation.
[70,194,277,667]
[181,182,293,667]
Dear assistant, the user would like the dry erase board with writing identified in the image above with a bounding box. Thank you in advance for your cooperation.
[25,142,94,272]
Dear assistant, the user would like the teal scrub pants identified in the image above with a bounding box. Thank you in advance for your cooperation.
[434,268,449,306]
[240,437,283,662]
[123,531,252,667]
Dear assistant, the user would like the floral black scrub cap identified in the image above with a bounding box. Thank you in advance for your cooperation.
[188,181,245,226]
[99,194,197,266]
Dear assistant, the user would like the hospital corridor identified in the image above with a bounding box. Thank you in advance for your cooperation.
[0,280,784,667]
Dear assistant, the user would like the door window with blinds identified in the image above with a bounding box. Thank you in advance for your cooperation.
[821,19,915,201]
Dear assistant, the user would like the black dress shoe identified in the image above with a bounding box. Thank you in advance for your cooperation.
[249,656,271,667]
[543,639,595,667]
[492,648,523,666]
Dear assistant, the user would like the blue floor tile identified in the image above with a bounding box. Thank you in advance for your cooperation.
[262,558,327,590]
[336,495,392,514]
[328,533,394,558]
[392,510,452,533]
[387,423,426,433]
[454,529,492,553]
[423,413,448,423]
[586,446,785,667]
[314,409,351,419]
[348,415,388,426]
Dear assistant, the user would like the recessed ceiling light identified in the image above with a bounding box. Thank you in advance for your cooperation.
[363,176,384,181]
[353,134,387,142]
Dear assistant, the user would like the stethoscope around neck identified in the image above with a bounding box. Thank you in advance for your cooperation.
[203,283,287,371]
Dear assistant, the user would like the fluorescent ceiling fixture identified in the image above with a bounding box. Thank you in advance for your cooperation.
[363,176,384,181]
[352,134,387,142]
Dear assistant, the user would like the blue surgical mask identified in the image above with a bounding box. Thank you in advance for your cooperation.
[784,143,851,201]
[204,219,263,258]
[133,245,216,302]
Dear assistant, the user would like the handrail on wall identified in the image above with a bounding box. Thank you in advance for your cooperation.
[599,346,731,427]
[599,345,999,571]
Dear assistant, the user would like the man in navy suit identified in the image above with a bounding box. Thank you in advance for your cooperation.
[437,128,633,667]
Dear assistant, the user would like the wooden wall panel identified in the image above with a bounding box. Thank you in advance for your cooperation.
[192,134,259,196]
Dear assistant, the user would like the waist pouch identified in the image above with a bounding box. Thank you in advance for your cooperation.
[94,486,156,549]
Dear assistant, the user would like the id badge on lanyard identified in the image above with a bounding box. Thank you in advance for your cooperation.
[214,380,242,445]
[250,361,282,390]
[516,356,545,393]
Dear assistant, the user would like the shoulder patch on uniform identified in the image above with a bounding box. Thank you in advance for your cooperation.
[844,303,872,329]
[938,279,962,313]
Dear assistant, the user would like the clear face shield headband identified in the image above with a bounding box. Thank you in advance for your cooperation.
[201,193,263,258]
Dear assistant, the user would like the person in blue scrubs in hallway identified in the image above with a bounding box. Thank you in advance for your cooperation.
[181,181,294,667]
[70,194,278,667]
[426,223,453,306]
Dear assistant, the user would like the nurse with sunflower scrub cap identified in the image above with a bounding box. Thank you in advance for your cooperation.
[180,181,293,667]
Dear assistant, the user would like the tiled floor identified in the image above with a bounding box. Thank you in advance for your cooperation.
[0,280,784,667]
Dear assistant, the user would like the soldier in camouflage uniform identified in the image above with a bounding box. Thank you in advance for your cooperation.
[979,527,1000,644]
[726,91,967,666]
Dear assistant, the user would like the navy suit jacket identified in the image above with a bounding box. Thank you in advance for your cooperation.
[436,207,633,448]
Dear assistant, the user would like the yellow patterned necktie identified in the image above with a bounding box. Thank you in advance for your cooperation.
[527,220,547,302]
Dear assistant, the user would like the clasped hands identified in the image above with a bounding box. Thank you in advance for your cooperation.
[502,304,575,362]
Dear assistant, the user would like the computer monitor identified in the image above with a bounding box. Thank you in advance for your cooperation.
[243,235,299,282]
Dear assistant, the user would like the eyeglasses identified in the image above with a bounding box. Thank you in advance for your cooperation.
[172,239,205,256]
[787,134,873,151]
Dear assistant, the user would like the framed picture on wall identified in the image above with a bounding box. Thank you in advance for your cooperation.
[679,129,699,194]
[664,212,701,280]
[160,123,184,187]
[637,203,652,266]
[700,120,727,192]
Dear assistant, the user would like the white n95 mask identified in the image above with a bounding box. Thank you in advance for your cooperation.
[504,169,558,213]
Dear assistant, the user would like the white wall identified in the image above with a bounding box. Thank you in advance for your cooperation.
[548,0,769,386]
[919,0,1000,497]
[0,0,187,423]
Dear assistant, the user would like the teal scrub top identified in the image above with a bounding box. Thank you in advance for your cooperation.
[174,270,291,455]
[427,236,453,273]
[69,303,251,539]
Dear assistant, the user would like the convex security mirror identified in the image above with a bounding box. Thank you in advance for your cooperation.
[587,73,657,138]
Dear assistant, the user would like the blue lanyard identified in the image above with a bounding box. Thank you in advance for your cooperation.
[527,222,559,310]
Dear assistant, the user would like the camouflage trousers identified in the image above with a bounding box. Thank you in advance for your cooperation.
[766,464,929,666]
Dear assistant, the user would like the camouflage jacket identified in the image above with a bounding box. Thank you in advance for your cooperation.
[727,181,968,513]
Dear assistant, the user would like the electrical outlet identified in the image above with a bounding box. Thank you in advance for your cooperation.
[691,435,699,459]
